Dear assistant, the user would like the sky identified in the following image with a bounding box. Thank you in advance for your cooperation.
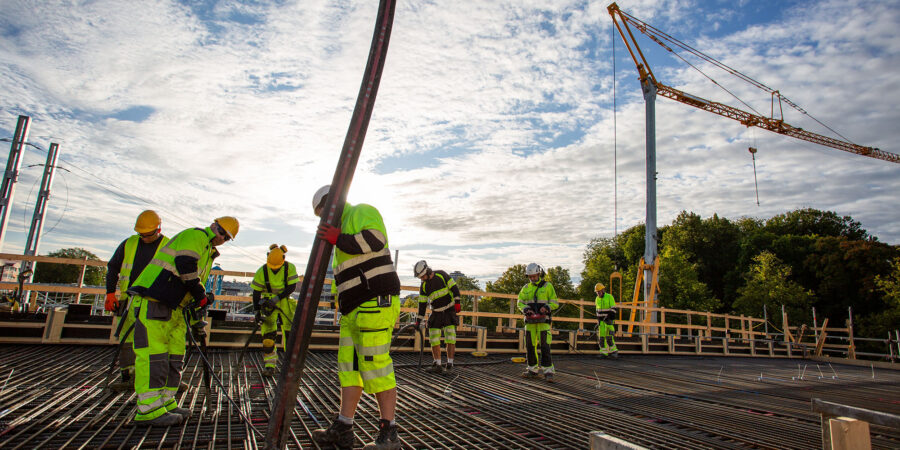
[1,0,898,288]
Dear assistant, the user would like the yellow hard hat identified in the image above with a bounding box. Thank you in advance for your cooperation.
[215,216,240,240]
[134,210,161,234]
[595,282,605,292]
[267,244,287,269]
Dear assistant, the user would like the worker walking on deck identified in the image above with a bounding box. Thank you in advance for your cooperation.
[104,210,169,392]
[518,263,559,382]
[127,217,239,427]
[310,185,402,450]
[251,244,299,377]
[594,283,619,358]
[414,260,462,374]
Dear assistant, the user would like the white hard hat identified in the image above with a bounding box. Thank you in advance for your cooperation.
[413,260,429,278]
[312,185,330,212]
[525,263,543,276]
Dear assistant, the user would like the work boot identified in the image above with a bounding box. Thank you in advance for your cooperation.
[609,351,619,359]
[261,367,276,377]
[363,419,400,450]
[312,416,355,450]
[169,407,192,420]
[521,369,539,379]
[138,412,182,427]
[426,362,444,374]
[110,370,134,392]
[544,372,555,383]
[444,362,454,372]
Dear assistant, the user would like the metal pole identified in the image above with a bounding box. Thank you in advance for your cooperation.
[763,304,768,336]
[22,143,59,310]
[812,307,817,341]
[0,115,30,251]
[641,80,658,331]
[266,1,396,446]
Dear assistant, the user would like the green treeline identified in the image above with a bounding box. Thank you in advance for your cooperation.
[476,208,900,341]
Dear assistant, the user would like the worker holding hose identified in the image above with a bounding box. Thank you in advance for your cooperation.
[251,244,299,377]
[310,185,402,450]
[104,210,169,392]
[413,260,462,373]
[518,263,559,382]
[594,283,619,358]
[127,217,238,427]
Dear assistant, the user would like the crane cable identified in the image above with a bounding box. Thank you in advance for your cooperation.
[618,10,857,146]
[612,17,618,239]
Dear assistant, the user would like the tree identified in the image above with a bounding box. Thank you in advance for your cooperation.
[866,257,900,339]
[657,245,721,313]
[578,238,619,301]
[33,248,106,304]
[34,248,105,285]
[733,251,813,328]
[454,274,481,313]
[764,208,870,241]
[480,264,527,328]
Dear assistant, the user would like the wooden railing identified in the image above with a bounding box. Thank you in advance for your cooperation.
[0,253,875,360]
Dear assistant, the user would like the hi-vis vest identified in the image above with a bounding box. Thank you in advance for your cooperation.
[252,262,299,297]
[331,203,400,315]
[419,271,457,312]
[129,227,214,309]
[116,235,169,301]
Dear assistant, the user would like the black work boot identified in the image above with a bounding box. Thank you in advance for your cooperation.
[426,362,444,374]
[138,412,182,427]
[312,416,355,450]
[363,419,400,450]
[109,369,133,392]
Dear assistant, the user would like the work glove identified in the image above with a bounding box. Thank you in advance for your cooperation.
[540,306,550,315]
[190,296,210,311]
[454,303,461,313]
[316,223,341,245]
[254,310,263,322]
[104,292,119,312]
[415,318,421,329]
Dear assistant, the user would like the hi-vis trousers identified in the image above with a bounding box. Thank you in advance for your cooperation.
[260,296,297,369]
[337,296,400,394]
[524,322,554,374]
[131,295,186,422]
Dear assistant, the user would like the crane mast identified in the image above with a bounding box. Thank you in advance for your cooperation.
[608,2,898,164]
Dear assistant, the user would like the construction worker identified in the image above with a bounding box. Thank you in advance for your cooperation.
[251,244,299,377]
[127,216,239,427]
[517,263,559,382]
[310,185,402,450]
[594,283,619,358]
[413,260,461,373]
[104,210,169,392]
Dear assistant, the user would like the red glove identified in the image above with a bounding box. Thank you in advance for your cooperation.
[104,292,119,312]
[317,223,341,245]
[540,306,550,315]
[454,303,461,313]
[191,296,210,309]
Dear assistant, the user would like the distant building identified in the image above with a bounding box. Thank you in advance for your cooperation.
[449,271,465,280]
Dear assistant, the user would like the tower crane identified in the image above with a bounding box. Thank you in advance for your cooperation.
[608,3,898,164]
[606,3,898,332]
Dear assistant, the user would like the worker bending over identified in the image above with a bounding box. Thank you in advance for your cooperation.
[310,185,402,450]
[127,216,238,427]
[414,260,462,373]
[251,244,299,376]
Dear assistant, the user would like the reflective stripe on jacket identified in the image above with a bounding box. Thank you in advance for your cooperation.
[330,203,400,315]
[128,227,215,309]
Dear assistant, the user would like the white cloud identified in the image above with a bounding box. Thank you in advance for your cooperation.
[0,0,897,288]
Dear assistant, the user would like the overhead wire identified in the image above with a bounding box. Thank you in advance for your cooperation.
[2,138,265,266]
